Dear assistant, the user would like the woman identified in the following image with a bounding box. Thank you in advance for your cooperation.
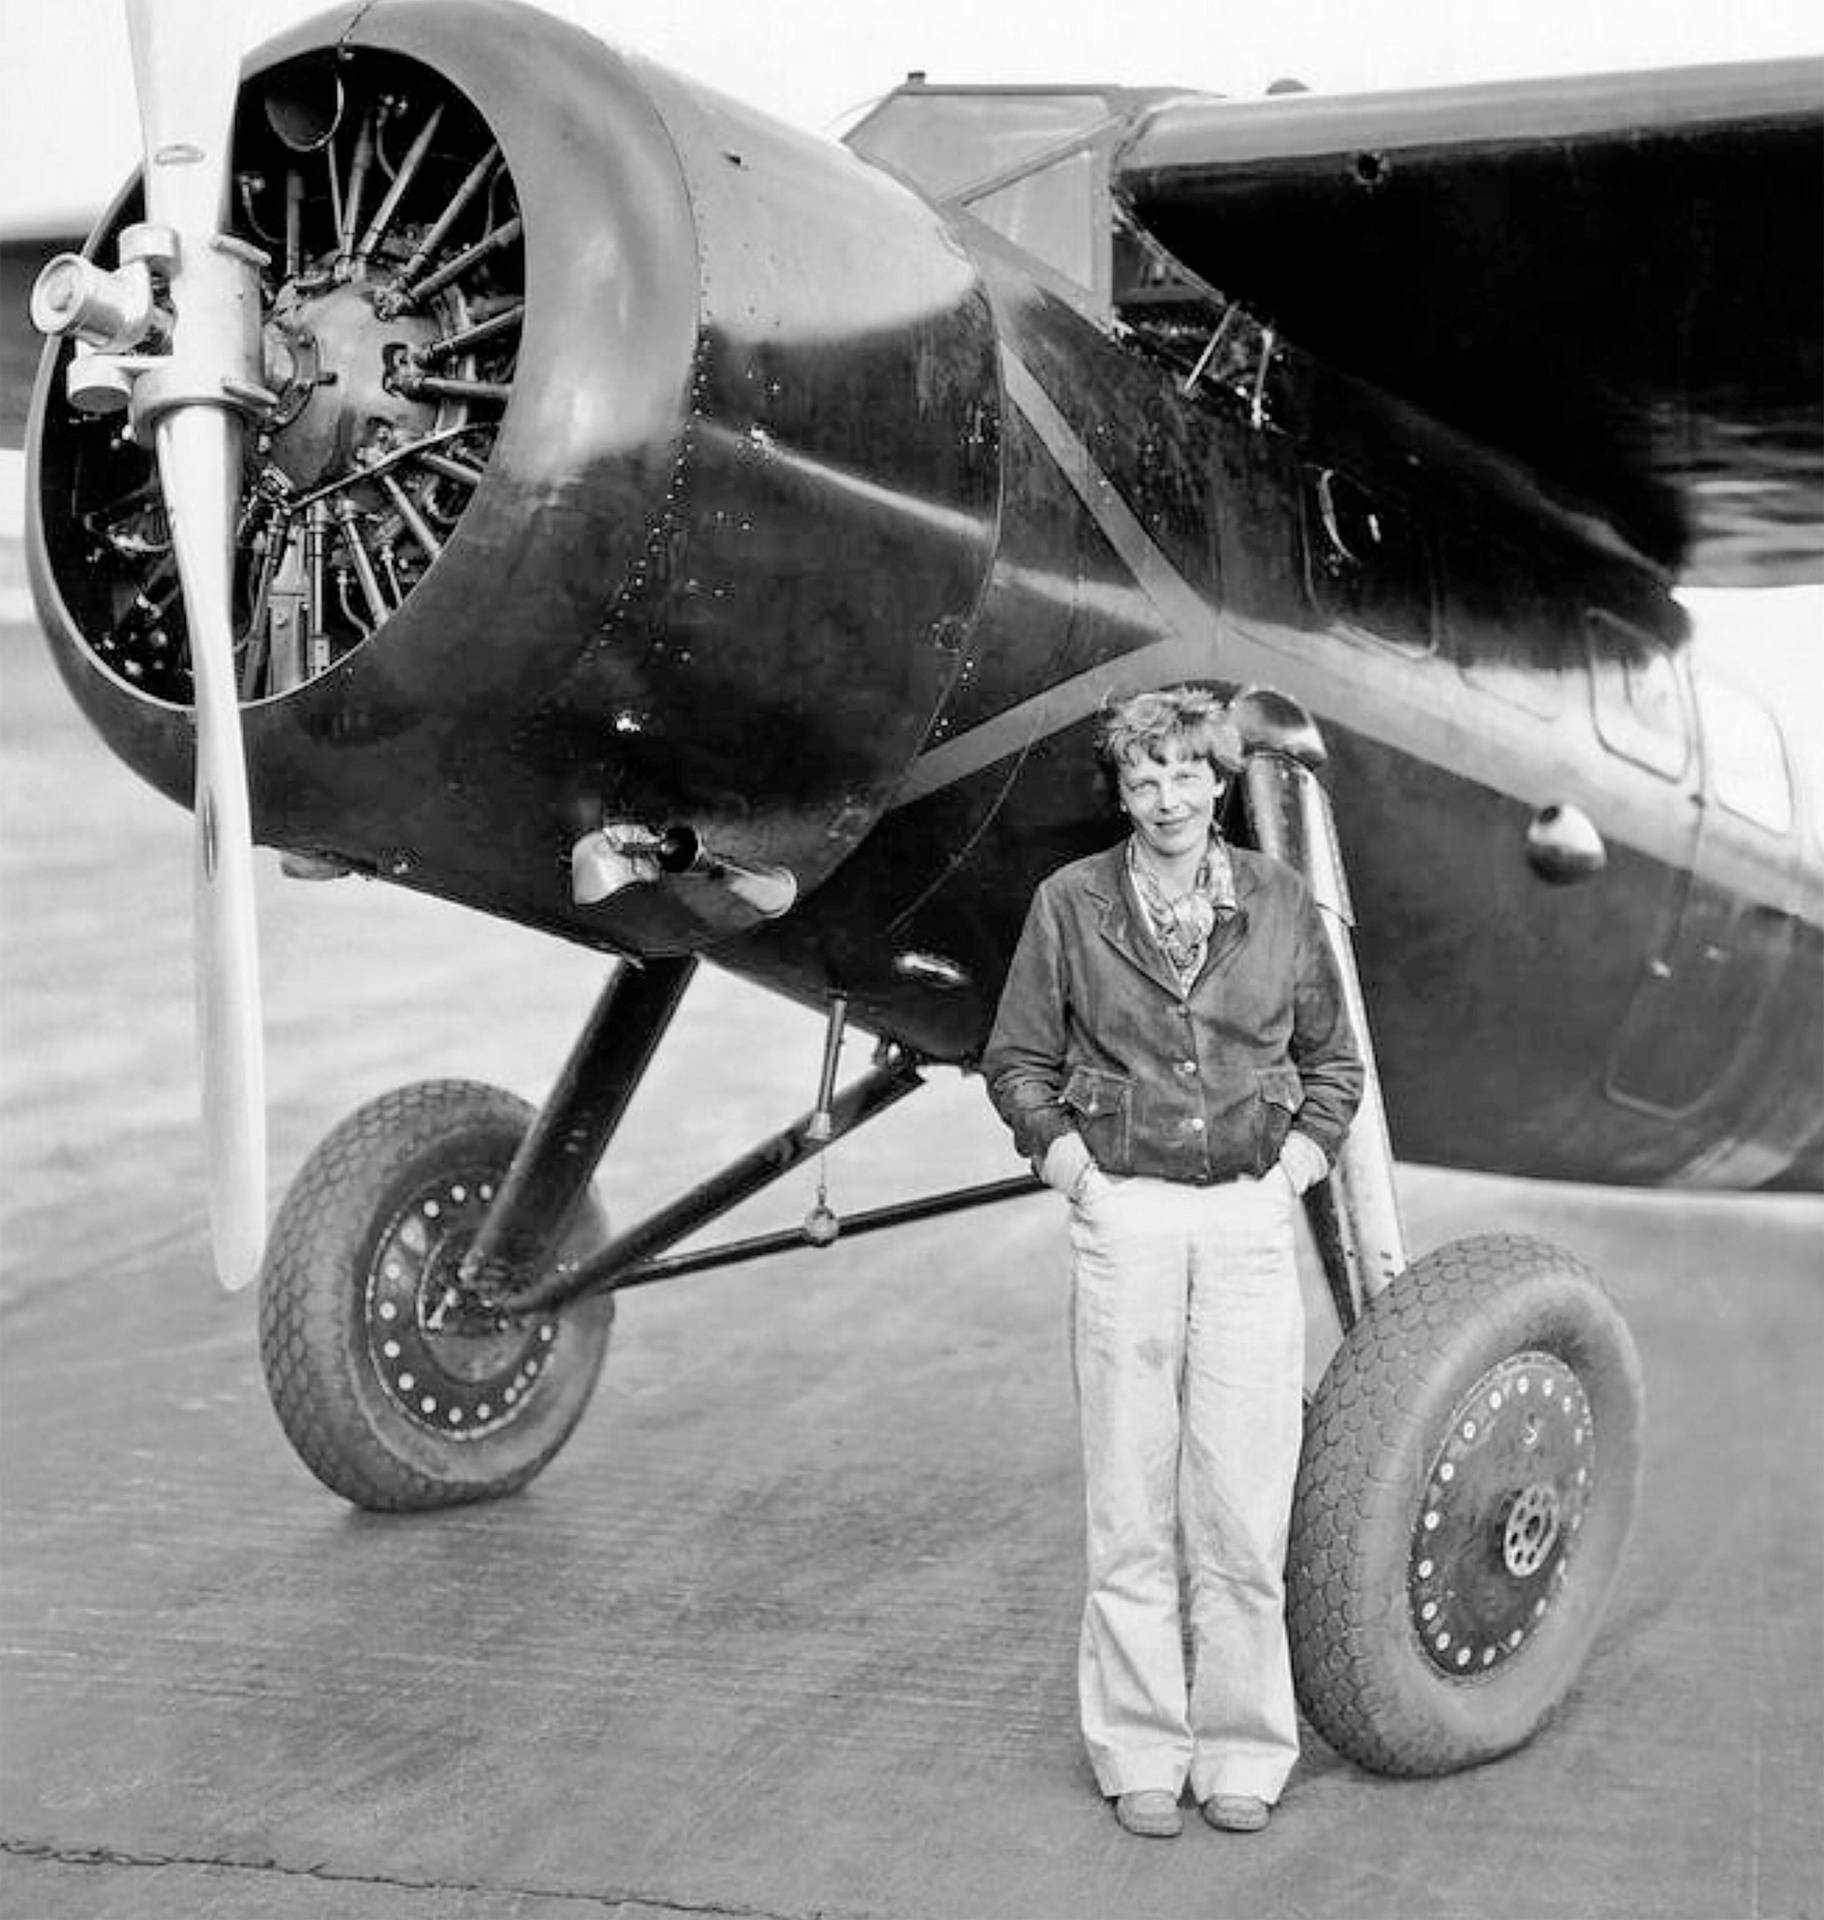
[981,686,1363,1838]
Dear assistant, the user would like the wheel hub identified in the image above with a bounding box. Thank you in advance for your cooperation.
[1501,1481,1563,1577]
[364,1172,562,1438]
[1408,1351,1593,1676]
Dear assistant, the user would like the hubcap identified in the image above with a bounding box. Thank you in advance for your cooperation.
[364,1171,561,1438]
[1409,1351,1593,1676]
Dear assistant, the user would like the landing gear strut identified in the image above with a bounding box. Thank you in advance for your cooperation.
[258,955,1029,1509]
[1233,689,1645,1777]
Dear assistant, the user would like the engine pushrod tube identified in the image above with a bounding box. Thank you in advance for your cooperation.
[395,215,523,310]
[459,955,699,1295]
[607,1174,1043,1290]
[355,103,446,267]
[492,1053,928,1316]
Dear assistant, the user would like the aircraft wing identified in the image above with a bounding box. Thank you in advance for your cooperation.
[1116,59,1824,590]
[9,59,1820,589]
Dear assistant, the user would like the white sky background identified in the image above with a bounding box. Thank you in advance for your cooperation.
[2,0,1819,696]
[4,0,1824,222]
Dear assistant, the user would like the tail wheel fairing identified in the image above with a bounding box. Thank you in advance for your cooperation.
[35,49,518,706]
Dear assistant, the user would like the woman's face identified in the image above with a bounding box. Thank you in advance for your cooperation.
[1116,743,1222,864]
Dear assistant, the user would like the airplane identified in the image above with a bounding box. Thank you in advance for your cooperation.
[10,0,1822,1791]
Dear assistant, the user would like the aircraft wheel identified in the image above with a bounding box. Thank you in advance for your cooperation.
[259,1080,613,1511]
[1288,1234,1643,1776]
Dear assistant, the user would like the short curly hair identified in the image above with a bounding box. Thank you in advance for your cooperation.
[1093,685,1245,802]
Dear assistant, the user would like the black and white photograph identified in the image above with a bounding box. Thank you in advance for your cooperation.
[2,1,1820,1914]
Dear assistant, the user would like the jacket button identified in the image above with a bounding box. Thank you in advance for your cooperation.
[1188,1117,1206,1132]
[1177,1059,1197,1075]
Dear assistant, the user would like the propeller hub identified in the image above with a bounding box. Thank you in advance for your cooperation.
[262,282,441,492]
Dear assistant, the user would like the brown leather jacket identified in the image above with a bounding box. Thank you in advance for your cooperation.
[982,839,1364,1184]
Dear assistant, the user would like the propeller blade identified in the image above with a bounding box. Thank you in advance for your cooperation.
[125,0,267,1289]
[127,0,245,241]
[166,404,267,1291]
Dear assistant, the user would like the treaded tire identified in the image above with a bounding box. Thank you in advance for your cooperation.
[259,1080,613,1511]
[1288,1234,1643,1776]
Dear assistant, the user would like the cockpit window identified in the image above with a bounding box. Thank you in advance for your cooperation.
[964,148,1100,292]
[846,91,1110,199]
[846,90,1117,296]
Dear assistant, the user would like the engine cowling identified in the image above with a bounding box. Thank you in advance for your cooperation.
[28,0,1002,948]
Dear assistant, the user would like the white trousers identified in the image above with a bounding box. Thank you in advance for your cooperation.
[1067,1168,1304,1803]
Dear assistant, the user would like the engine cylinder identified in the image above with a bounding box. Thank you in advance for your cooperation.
[28,0,1002,942]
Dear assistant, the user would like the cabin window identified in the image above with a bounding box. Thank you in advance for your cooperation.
[1303,466,1434,654]
[1696,672,1794,834]
[1586,611,1688,780]
[1451,551,1569,717]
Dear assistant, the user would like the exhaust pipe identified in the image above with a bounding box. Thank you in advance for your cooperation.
[571,823,798,920]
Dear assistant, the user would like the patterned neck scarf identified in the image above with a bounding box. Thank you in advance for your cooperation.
[1127,834,1237,987]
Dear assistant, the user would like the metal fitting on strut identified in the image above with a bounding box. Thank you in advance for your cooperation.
[32,219,276,430]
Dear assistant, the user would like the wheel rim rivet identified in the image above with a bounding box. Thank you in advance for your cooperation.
[1408,1351,1593,1678]
[365,1165,568,1440]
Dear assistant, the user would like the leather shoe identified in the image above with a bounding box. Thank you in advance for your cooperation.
[1114,1790,1183,1837]
[1202,1793,1271,1833]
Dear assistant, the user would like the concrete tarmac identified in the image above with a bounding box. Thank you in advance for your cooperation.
[3,609,1821,1919]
